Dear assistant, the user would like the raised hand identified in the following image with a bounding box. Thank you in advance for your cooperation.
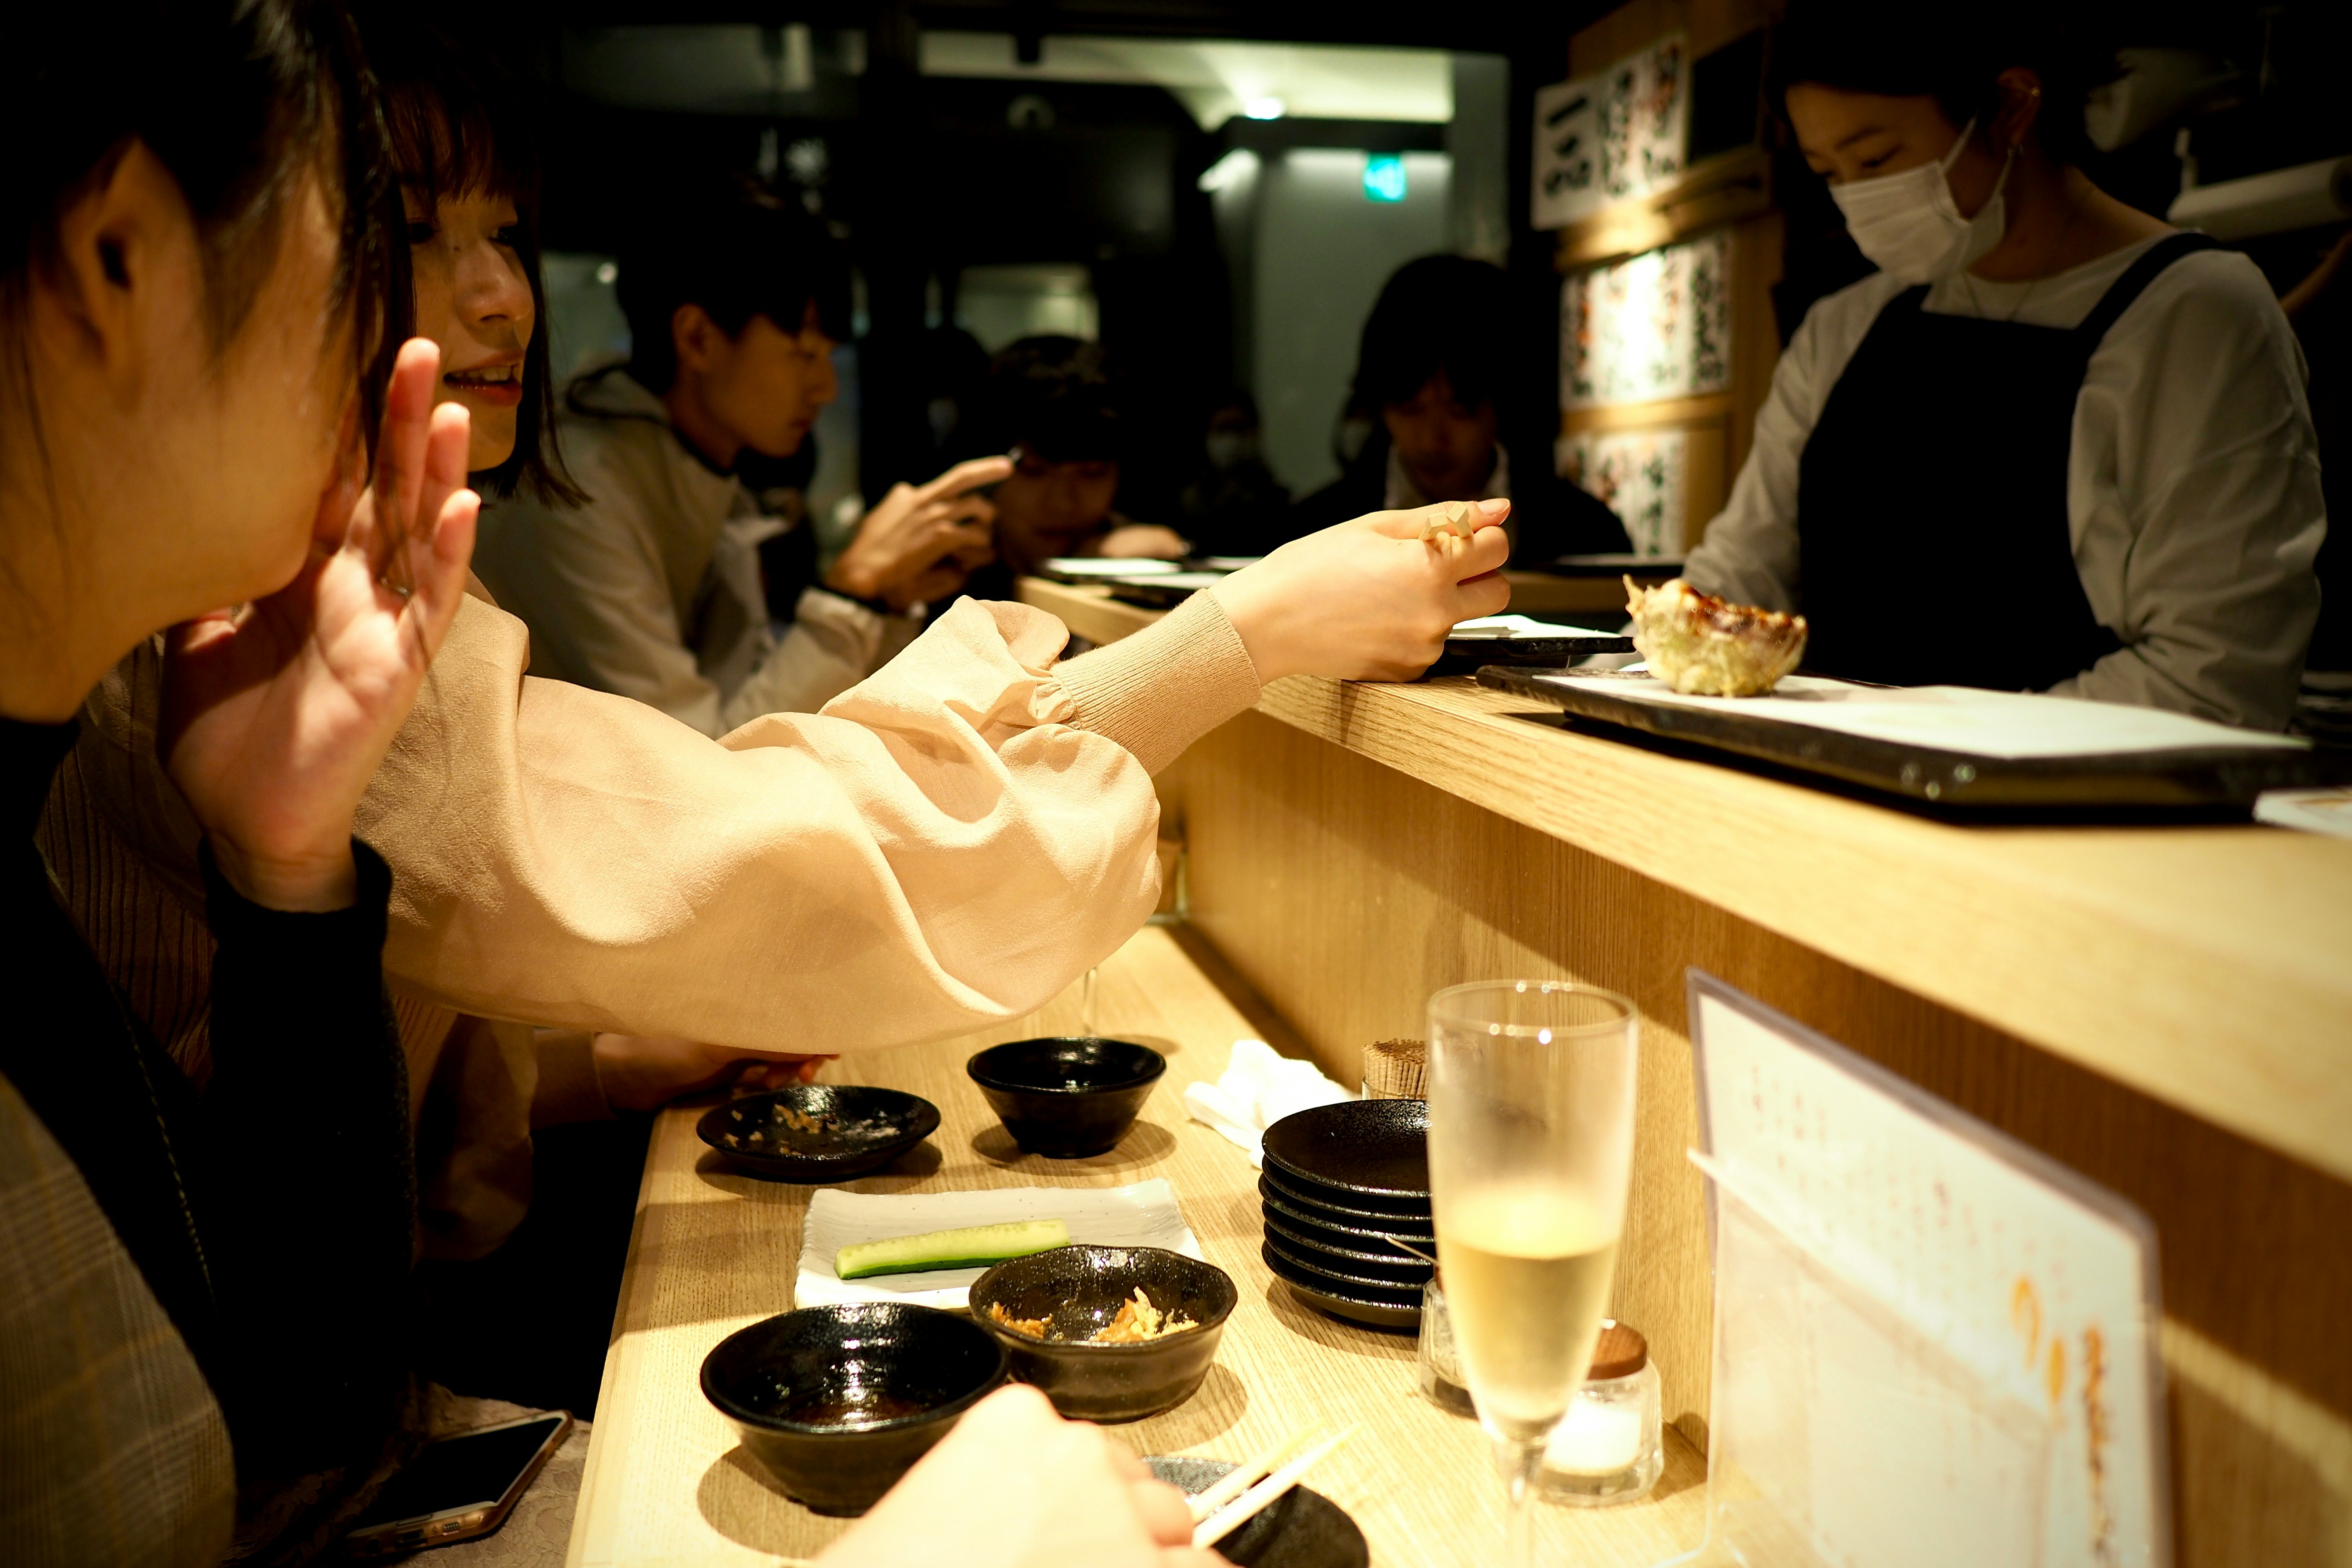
[826,456,1011,612]
[1209,498,1514,683]
[159,339,478,911]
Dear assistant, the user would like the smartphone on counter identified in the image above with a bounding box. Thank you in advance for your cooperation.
[340,1411,570,1556]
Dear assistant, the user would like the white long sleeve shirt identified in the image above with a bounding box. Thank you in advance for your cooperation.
[474,366,921,738]
[1683,235,2326,731]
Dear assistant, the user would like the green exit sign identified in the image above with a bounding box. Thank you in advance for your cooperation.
[1362,154,1407,203]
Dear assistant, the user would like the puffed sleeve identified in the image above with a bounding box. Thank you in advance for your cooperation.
[355,587,1259,1052]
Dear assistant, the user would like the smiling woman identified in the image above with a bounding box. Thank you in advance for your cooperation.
[365,5,581,504]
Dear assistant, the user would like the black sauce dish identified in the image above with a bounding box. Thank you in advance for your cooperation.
[696,1084,941,1182]
[1146,1456,1370,1568]
[966,1037,1166,1158]
[968,1245,1237,1421]
[699,1303,1006,1515]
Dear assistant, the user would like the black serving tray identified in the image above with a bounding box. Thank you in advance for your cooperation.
[1479,666,2323,811]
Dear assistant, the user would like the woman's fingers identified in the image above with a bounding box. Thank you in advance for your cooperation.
[1446,522,1512,582]
[352,339,444,570]
[402,484,479,664]
[1362,495,1512,540]
[1126,1479,1196,1546]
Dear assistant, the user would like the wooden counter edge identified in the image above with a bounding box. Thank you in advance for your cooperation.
[1017,577,2352,1186]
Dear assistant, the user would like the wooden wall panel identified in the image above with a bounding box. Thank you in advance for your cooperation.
[1179,710,2352,1563]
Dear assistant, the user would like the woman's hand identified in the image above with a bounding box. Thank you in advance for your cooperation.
[817,1385,1223,1568]
[1210,498,1513,683]
[159,339,478,911]
[827,456,1009,610]
[590,1034,832,1112]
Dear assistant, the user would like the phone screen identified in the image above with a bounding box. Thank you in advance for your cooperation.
[352,1416,566,1527]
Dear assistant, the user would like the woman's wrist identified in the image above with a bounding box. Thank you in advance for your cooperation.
[205,834,359,912]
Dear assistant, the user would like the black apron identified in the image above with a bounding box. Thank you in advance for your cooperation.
[1795,232,2217,690]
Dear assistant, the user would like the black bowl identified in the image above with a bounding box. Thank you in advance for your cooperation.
[1257,1175,1434,1240]
[1260,1243,1423,1331]
[1146,1456,1369,1568]
[700,1303,1006,1515]
[1261,1214,1434,1285]
[1260,1099,1430,1209]
[697,1085,941,1182]
[966,1037,1166,1158]
[968,1245,1237,1421]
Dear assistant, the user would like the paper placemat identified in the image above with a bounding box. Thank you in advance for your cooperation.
[1541,673,2308,760]
[794,1180,1201,1311]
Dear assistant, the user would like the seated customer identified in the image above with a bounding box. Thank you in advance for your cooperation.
[0,0,481,1549]
[1291,255,1629,560]
[960,336,1189,599]
[1680,0,2325,729]
[473,181,1003,735]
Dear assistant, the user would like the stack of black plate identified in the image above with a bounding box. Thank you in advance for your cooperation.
[1258,1100,1433,1330]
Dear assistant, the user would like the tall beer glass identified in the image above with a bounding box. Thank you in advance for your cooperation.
[1427,980,1639,1566]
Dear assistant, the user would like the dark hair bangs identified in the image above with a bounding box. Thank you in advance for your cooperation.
[363,8,577,504]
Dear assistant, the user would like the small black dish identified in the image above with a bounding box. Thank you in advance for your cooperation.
[1145,1456,1369,1568]
[969,1245,1237,1421]
[1257,1175,1434,1240]
[1261,1214,1434,1286]
[966,1037,1166,1158]
[700,1303,1005,1515]
[697,1085,941,1183]
[1260,1100,1431,1210]
[1261,1244,1423,1331]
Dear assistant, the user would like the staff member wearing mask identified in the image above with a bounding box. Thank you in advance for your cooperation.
[1683,1,2325,730]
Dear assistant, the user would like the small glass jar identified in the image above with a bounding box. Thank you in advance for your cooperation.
[1415,1278,1476,1416]
[1539,1320,1663,1505]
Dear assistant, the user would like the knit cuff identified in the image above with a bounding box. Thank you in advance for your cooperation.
[1052,590,1262,775]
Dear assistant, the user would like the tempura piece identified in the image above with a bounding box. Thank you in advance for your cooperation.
[987,1301,1051,1338]
[1624,576,1808,696]
[1090,1287,1199,1344]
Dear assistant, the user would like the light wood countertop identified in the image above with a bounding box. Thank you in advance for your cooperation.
[1022,577,2352,1186]
[567,926,1706,1567]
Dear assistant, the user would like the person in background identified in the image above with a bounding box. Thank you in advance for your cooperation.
[1177,387,1292,559]
[960,336,1191,599]
[1681,0,2325,730]
[472,180,1004,735]
[1290,255,1630,561]
[0,0,480,1555]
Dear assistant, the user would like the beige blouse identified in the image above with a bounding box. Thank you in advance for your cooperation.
[44,586,1258,1251]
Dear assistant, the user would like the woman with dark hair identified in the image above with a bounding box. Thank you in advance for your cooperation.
[1289,255,1630,560]
[365,5,579,508]
[0,0,480,1560]
[1682,0,2325,728]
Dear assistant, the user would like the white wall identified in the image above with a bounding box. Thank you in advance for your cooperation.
[1249,150,1451,496]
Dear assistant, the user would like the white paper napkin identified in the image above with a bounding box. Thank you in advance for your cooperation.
[794,1180,1201,1311]
[1181,1039,1356,1168]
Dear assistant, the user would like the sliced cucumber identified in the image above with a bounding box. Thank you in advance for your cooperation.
[835,1219,1071,1280]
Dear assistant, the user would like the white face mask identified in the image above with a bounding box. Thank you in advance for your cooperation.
[1831,117,2014,284]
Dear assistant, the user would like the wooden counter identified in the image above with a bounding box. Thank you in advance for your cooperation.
[566,927,1706,1568]
[1019,575,2352,1567]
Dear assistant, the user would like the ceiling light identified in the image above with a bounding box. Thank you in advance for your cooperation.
[1243,96,1285,120]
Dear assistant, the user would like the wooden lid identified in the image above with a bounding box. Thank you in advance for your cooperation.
[1588,1319,1648,1380]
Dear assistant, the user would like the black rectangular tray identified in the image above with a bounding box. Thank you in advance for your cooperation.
[1478,666,2323,810]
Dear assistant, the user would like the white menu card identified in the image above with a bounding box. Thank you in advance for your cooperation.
[1682,971,2170,1568]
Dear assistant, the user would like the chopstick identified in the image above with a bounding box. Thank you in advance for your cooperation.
[1191,1425,1358,1550]
[1185,1426,1314,1522]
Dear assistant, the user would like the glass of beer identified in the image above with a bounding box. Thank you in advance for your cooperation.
[1427,980,1639,1566]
